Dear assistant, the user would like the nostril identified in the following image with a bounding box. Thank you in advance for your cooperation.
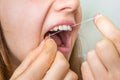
[54,0,80,12]
[59,7,73,12]
[54,3,71,12]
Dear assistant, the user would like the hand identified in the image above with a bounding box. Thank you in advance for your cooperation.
[81,14,120,80]
[10,38,78,80]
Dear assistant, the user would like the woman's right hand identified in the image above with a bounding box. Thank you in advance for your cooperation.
[10,38,78,80]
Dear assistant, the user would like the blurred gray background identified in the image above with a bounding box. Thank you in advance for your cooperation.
[80,0,120,59]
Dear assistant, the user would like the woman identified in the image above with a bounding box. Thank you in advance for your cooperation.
[0,0,120,80]
[0,0,82,80]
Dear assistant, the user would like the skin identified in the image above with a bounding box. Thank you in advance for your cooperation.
[0,0,81,61]
[81,15,120,80]
[1,0,120,80]
[0,0,81,79]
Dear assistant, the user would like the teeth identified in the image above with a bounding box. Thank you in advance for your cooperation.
[59,26,63,31]
[50,25,72,31]
[53,27,58,31]
[63,25,68,31]
[67,25,72,31]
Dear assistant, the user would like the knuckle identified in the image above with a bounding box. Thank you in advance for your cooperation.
[86,51,92,61]
[112,36,120,47]
[86,50,95,61]
[95,39,108,51]
[110,31,120,43]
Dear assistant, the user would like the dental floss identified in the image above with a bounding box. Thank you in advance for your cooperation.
[72,17,94,27]
[49,30,62,37]
[49,17,94,37]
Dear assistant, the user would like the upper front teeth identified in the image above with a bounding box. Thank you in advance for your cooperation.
[50,25,72,31]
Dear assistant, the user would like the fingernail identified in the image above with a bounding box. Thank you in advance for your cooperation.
[94,14,103,23]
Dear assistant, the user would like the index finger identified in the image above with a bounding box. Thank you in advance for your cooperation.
[94,14,120,55]
[10,38,57,80]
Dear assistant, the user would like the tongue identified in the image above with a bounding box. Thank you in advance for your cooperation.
[51,34,62,46]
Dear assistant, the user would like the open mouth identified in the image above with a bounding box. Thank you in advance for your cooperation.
[44,25,72,54]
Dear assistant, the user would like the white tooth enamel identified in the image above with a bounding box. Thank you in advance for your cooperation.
[53,27,59,31]
[50,25,72,31]
[62,25,67,31]
[70,27,72,31]
[67,25,72,31]
[50,29,53,31]
[59,26,63,30]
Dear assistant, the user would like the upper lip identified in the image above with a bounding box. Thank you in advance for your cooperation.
[44,20,75,36]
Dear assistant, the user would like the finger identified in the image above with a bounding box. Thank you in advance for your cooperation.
[10,39,45,80]
[64,70,78,80]
[81,61,95,80]
[87,50,108,80]
[95,39,120,72]
[43,51,69,80]
[94,14,120,55]
[12,38,57,80]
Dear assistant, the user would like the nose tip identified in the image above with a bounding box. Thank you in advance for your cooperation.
[54,0,80,12]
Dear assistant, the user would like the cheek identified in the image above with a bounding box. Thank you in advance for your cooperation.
[0,1,53,61]
[71,28,79,47]
[1,7,42,61]
[67,28,79,60]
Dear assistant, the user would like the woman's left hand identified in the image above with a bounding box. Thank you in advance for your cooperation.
[81,14,120,80]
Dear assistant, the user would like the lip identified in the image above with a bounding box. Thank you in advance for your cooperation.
[44,20,76,56]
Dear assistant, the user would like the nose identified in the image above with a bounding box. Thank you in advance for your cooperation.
[54,0,80,13]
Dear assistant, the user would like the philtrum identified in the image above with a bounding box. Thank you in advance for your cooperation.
[49,17,94,37]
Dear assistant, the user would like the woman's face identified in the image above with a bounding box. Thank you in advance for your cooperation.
[0,0,81,61]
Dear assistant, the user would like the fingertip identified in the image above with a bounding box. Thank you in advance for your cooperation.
[81,61,95,80]
[94,14,103,23]
[94,14,116,30]
[93,14,119,41]
[81,61,88,70]
[94,14,109,29]
[86,50,96,62]
[45,38,57,50]
[81,61,89,80]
